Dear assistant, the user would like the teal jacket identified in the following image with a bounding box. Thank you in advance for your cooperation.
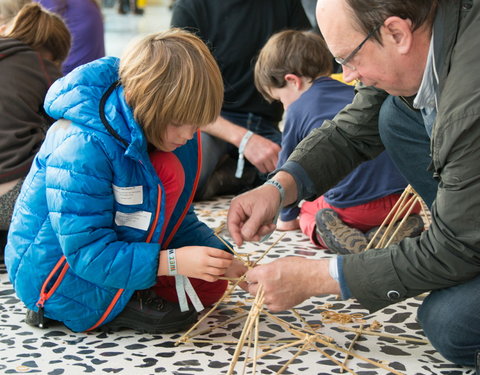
[286,0,480,311]
[5,57,228,331]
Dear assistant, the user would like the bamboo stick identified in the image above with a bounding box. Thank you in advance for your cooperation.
[384,196,420,247]
[309,334,406,375]
[176,275,246,345]
[276,340,311,375]
[337,326,429,344]
[214,232,245,259]
[366,185,413,249]
[310,344,358,375]
[251,233,286,266]
[341,324,363,372]
[227,287,265,375]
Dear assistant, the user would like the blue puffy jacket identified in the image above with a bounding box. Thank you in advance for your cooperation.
[5,57,228,332]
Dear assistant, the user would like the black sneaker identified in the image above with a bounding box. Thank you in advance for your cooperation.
[100,289,198,334]
[315,208,368,255]
[366,214,424,248]
[25,309,57,328]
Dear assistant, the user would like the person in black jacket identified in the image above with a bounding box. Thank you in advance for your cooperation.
[0,3,70,237]
[171,0,310,201]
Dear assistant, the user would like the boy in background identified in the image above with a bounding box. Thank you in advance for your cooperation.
[254,30,423,254]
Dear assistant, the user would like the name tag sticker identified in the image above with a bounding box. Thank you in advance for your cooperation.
[115,210,152,231]
[113,184,143,205]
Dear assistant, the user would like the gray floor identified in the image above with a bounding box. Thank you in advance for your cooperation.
[103,0,172,58]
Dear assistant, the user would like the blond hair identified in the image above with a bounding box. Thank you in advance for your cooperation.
[5,3,71,66]
[0,0,31,26]
[119,28,224,149]
[255,30,333,103]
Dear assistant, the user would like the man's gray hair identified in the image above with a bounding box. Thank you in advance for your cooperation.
[346,0,439,44]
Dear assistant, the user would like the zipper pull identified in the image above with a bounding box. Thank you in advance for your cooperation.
[37,307,45,328]
[36,294,47,328]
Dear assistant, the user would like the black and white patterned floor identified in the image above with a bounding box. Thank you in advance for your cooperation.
[0,196,475,374]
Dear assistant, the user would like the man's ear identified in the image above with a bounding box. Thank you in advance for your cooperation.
[0,23,8,35]
[284,73,303,90]
[382,16,413,55]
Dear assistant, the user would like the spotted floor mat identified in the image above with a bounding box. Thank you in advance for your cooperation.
[0,196,475,375]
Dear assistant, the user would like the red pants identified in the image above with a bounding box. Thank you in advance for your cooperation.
[149,151,227,307]
[299,194,420,248]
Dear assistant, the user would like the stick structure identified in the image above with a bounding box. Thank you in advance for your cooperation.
[366,185,427,250]
[176,232,421,375]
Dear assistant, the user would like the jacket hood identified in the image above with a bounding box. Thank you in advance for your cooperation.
[0,38,32,57]
[44,56,146,153]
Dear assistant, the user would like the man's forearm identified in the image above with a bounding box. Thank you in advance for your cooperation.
[203,115,247,147]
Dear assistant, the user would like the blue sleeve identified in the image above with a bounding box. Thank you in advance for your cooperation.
[275,160,318,206]
[168,205,233,253]
[337,256,352,299]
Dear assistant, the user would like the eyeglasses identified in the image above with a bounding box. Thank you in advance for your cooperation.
[335,24,382,71]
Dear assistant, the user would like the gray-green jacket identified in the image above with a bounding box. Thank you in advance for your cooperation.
[286,0,480,311]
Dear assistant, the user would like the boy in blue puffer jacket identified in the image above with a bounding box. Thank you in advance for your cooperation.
[5,28,246,333]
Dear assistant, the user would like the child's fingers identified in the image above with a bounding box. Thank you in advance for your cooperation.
[207,247,234,259]
[207,256,233,271]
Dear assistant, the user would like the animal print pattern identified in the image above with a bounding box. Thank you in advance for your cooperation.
[0,196,475,375]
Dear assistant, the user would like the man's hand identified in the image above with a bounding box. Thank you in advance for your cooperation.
[202,116,280,174]
[227,172,298,246]
[243,134,281,174]
[245,257,340,312]
[227,185,280,246]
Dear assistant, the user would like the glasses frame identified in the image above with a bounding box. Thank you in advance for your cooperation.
[335,24,382,71]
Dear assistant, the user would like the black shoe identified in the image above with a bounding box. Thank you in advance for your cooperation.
[100,289,198,334]
[25,309,56,328]
[315,208,368,254]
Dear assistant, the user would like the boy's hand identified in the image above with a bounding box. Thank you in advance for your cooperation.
[175,246,233,282]
[224,258,249,290]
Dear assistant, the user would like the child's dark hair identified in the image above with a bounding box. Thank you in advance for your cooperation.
[255,30,333,102]
[5,3,71,66]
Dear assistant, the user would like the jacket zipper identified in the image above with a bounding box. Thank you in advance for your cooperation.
[162,131,202,248]
[85,183,162,331]
[35,256,70,327]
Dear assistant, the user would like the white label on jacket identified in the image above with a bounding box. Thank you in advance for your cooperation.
[115,210,152,231]
[112,185,143,205]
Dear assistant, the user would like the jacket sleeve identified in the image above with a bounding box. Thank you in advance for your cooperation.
[167,205,232,252]
[0,50,61,182]
[343,111,480,311]
[46,133,160,291]
[342,4,480,311]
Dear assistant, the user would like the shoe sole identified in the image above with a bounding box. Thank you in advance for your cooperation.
[315,209,368,255]
[367,214,424,248]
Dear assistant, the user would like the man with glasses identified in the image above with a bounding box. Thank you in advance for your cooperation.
[227,0,480,368]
